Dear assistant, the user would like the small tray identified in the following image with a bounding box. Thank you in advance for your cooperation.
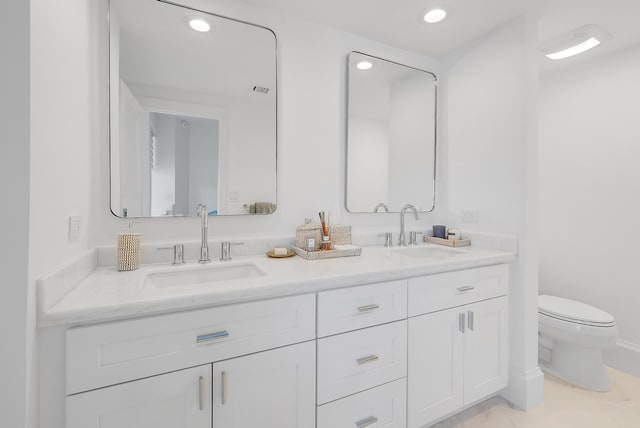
[425,236,470,247]
[292,245,362,260]
[265,249,296,258]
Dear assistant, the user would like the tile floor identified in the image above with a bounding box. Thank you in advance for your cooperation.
[434,368,640,428]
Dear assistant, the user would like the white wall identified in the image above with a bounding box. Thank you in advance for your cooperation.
[30,0,103,426]
[539,45,640,376]
[442,16,543,409]
[91,0,444,247]
[0,1,30,427]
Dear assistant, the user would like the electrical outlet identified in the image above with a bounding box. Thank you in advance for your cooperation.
[461,209,479,224]
[68,216,81,240]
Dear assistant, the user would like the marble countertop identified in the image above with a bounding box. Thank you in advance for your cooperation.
[37,244,516,328]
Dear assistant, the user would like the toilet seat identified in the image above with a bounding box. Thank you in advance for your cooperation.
[538,295,615,327]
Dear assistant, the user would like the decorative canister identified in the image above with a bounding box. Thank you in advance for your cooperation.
[329,224,352,245]
[117,223,141,271]
[295,219,322,251]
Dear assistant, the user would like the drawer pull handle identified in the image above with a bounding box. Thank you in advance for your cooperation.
[356,416,379,428]
[457,286,475,293]
[468,311,475,331]
[196,330,229,343]
[221,371,228,405]
[356,355,379,365]
[198,376,205,411]
[358,304,380,313]
[459,313,466,333]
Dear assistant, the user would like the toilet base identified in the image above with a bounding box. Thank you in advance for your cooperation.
[539,341,609,392]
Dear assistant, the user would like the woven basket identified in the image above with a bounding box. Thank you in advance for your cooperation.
[329,224,352,245]
[295,221,323,251]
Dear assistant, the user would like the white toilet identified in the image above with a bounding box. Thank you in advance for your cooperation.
[538,295,617,391]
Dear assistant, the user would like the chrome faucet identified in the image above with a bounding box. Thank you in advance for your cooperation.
[373,202,389,213]
[196,204,211,263]
[399,204,419,247]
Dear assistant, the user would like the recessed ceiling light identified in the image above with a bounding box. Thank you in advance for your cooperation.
[186,16,211,33]
[423,8,447,24]
[356,61,373,70]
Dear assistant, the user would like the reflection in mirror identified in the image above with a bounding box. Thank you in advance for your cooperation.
[346,52,437,213]
[109,0,277,217]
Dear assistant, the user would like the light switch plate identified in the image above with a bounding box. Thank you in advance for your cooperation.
[461,209,479,224]
[68,216,81,240]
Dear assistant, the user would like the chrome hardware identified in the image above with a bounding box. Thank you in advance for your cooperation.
[357,304,380,313]
[221,371,228,404]
[220,241,244,262]
[196,330,229,343]
[459,313,466,333]
[356,355,379,365]
[399,204,419,247]
[456,285,475,293]
[468,311,474,331]
[198,376,205,411]
[373,203,389,213]
[197,204,211,263]
[409,231,423,246]
[377,232,393,248]
[157,244,186,265]
[356,416,379,428]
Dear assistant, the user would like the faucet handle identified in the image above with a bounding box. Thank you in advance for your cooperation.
[157,244,186,265]
[220,241,244,261]
[409,231,423,246]
[377,232,393,248]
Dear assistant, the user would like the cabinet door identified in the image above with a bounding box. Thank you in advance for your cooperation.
[463,296,508,404]
[66,364,211,428]
[408,307,464,428]
[213,341,315,428]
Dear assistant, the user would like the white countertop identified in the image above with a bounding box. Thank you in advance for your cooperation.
[37,244,515,328]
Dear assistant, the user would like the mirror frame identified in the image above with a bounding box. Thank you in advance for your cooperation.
[345,51,438,214]
[107,0,279,218]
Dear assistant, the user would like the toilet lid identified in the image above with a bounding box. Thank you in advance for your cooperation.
[538,295,615,327]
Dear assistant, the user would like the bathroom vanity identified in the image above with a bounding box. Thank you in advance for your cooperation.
[38,245,513,428]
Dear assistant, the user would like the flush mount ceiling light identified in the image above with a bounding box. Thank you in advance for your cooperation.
[185,16,212,33]
[423,8,447,24]
[542,24,611,60]
[356,61,373,70]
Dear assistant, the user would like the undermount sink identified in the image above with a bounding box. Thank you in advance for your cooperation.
[395,245,463,260]
[145,263,266,288]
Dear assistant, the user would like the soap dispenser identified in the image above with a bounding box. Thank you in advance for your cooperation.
[117,222,141,271]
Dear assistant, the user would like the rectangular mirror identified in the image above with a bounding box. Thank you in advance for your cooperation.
[109,0,277,217]
[346,52,437,213]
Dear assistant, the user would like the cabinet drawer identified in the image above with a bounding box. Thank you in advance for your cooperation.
[66,294,315,394]
[317,280,407,337]
[408,265,508,317]
[317,378,407,428]
[317,321,407,404]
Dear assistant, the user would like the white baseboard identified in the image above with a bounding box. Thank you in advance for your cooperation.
[605,339,640,377]
[500,366,545,410]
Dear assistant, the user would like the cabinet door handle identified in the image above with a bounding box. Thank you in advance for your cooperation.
[459,313,466,333]
[356,416,379,428]
[221,371,228,405]
[196,330,229,343]
[198,376,205,411]
[468,311,474,331]
[357,304,380,313]
[457,286,475,293]
[356,355,379,365]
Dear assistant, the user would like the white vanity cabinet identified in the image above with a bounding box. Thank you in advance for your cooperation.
[213,341,316,428]
[407,265,509,428]
[66,364,212,428]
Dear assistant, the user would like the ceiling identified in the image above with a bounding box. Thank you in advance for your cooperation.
[240,0,527,58]
[239,0,640,71]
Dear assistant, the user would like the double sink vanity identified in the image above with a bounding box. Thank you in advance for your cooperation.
[39,243,514,428]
